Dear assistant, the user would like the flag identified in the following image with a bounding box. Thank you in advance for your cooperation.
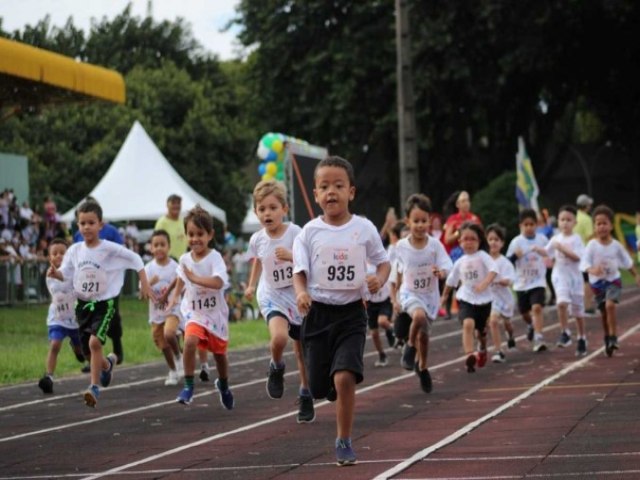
[515,136,540,212]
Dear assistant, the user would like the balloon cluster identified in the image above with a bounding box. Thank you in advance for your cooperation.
[256,132,309,182]
[256,133,286,181]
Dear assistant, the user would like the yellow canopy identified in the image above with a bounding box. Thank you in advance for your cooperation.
[0,37,125,107]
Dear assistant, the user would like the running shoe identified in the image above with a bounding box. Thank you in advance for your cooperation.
[199,364,210,382]
[477,350,488,368]
[215,378,234,410]
[556,331,572,348]
[465,353,477,373]
[575,338,587,357]
[526,325,535,342]
[401,344,417,371]
[164,369,180,386]
[385,328,395,348]
[374,353,388,367]
[38,375,53,394]
[492,351,506,363]
[335,438,357,466]
[99,353,117,388]
[610,335,619,350]
[507,337,517,350]
[176,386,194,405]
[83,384,100,408]
[533,339,547,352]
[297,395,316,423]
[266,363,285,399]
[418,369,433,393]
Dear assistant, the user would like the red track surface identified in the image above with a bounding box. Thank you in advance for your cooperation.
[1,290,639,479]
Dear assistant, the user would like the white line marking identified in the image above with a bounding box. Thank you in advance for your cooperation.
[372,317,640,480]
[393,471,640,479]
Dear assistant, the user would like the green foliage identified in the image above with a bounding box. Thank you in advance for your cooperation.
[472,171,520,242]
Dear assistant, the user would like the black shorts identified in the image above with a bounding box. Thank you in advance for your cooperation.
[76,298,117,357]
[516,287,546,314]
[107,296,122,339]
[266,310,301,341]
[457,300,491,332]
[366,298,392,330]
[301,300,367,399]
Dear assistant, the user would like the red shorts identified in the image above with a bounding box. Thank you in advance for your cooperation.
[185,323,228,355]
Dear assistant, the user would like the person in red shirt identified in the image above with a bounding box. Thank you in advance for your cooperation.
[442,191,482,318]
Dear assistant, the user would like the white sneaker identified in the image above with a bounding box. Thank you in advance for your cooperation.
[175,356,184,377]
[491,351,506,363]
[164,369,180,386]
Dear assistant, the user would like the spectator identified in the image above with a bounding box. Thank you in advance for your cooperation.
[19,201,33,222]
[154,194,187,261]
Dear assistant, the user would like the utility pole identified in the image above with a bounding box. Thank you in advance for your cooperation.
[395,0,419,206]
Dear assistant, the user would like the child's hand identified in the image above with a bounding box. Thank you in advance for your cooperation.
[244,285,255,301]
[149,274,160,286]
[432,266,444,279]
[391,299,401,315]
[139,284,156,302]
[165,296,177,312]
[473,284,487,294]
[591,265,605,277]
[366,274,381,294]
[183,266,196,282]
[47,263,62,280]
[296,291,312,316]
[274,247,292,262]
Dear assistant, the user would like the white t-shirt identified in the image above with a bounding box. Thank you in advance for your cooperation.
[446,250,497,305]
[144,258,181,325]
[60,240,144,301]
[178,249,230,340]
[248,223,303,325]
[395,235,452,319]
[490,255,515,317]
[580,238,633,283]
[506,233,548,291]
[545,232,584,288]
[46,276,78,329]
[293,215,388,305]
[366,262,391,303]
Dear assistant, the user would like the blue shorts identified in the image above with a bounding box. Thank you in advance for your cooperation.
[48,325,81,346]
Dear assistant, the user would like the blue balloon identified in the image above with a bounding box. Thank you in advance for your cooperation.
[265,150,277,162]
[258,162,267,176]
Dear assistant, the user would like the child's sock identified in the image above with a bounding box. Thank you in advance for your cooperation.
[270,359,285,369]
[217,377,229,391]
[184,375,194,389]
[299,386,311,397]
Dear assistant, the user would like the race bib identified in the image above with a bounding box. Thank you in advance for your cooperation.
[262,255,294,289]
[600,258,615,277]
[313,245,366,290]
[462,266,481,287]
[52,292,75,320]
[74,269,107,299]
[189,288,219,312]
[404,265,433,292]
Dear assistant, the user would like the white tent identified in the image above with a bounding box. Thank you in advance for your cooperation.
[241,205,261,234]
[62,121,226,224]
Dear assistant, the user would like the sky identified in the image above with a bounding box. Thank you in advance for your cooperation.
[0,0,242,60]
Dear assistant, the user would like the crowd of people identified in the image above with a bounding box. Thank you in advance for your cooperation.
[20,155,640,467]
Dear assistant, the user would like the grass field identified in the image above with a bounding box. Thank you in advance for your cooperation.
[0,297,270,386]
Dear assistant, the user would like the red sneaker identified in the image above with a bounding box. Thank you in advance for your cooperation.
[477,350,487,368]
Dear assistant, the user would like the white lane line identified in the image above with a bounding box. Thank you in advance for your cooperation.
[394,471,640,480]
[0,327,460,414]
[372,317,640,480]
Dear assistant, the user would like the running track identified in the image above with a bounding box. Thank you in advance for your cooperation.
[1,291,639,479]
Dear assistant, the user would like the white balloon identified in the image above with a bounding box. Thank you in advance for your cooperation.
[257,142,270,160]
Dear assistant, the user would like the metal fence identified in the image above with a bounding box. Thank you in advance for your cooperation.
[0,260,139,307]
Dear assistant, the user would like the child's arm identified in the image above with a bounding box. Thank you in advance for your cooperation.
[474,271,497,293]
[274,247,293,262]
[244,258,262,301]
[182,266,224,290]
[293,271,311,316]
[366,261,391,294]
[137,269,155,302]
[166,277,185,311]
[554,241,580,262]
[47,262,64,281]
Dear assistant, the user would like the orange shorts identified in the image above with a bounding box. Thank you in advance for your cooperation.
[185,323,228,355]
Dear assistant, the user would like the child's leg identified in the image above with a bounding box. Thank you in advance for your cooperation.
[268,316,289,365]
[213,352,229,380]
[408,310,426,348]
[370,328,384,355]
[462,318,475,354]
[164,317,182,359]
[183,335,198,377]
[46,339,63,376]
[557,302,569,332]
[531,303,544,334]
[605,300,617,337]
[477,328,487,351]
[600,308,609,336]
[489,312,503,352]
[293,339,310,391]
[88,335,110,386]
[334,370,356,440]
[521,310,532,326]
[417,330,429,369]
[575,316,586,337]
